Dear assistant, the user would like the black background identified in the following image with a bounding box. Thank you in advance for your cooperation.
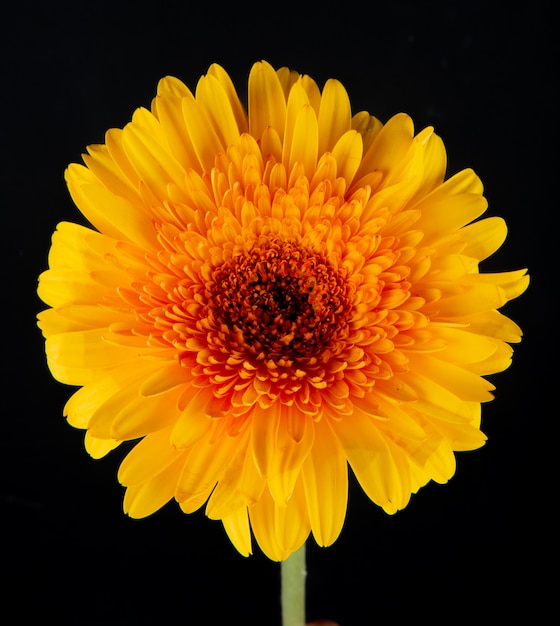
[3,1,554,624]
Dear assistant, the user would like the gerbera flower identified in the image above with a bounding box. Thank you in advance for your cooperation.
[37,60,529,561]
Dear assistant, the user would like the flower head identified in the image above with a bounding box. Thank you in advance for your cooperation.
[37,61,529,560]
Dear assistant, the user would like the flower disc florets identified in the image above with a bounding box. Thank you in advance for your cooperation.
[209,236,352,360]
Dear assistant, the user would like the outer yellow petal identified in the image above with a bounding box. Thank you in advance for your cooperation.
[222,507,253,557]
[249,479,310,561]
[65,164,145,244]
[302,418,348,547]
[287,104,318,182]
[329,410,409,514]
[207,63,249,134]
[406,353,495,402]
[175,423,241,502]
[118,425,184,486]
[248,61,287,141]
[266,408,314,506]
[356,112,415,182]
[64,361,159,428]
[460,216,507,260]
[196,73,242,150]
[84,431,121,459]
[317,78,352,154]
[331,130,363,186]
[123,454,185,518]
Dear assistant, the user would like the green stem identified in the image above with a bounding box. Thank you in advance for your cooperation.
[281,543,307,626]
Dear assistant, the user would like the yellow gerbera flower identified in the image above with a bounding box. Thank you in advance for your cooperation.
[37,60,529,561]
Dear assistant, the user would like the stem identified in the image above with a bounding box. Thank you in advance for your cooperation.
[281,543,307,626]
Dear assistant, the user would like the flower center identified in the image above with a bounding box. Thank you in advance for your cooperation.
[208,236,353,361]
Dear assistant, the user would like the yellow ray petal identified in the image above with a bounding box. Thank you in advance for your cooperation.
[123,454,184,518]
[67,179,158,249]
[152,90,201,171]
[429,324,498,364]
[459,310,524,343]
[459,216,507,260]
[407,353,495,402]
[110,384,183,440]
[38,269,107,308]
[403,371,479,424]
[118,426,184,486]
[302,418,348,547]
[429,281,508,318]
[205,434,265,519]
[287,104,318,182]
[250,405,280,479]
[414,193,488,243]
[83,143,143,207]
[175,423,240,502]
[122,108,188,200]
[196,73,242,150]
[64,361,158,428]
[267,407,314,506]
[84,431,121,459]
[207,63,249,134]
[181,91,225,173]
[356,113,414,182]
[282,81,311,169]
[318,78,352,155]
[351,111,383,153]
[222,507,253,557]
[331,130,363,186]
[248,61,287,141]
[329,411,408,513]
[273,478,310,556]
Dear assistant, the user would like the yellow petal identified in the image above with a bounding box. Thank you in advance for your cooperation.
[317,78,352,154]
[429,324,498,364]
[248,61,287,141]
[118,426,184,486]
[83,143,143,207]
[331,130,363,186]
[407,353,495,402]
[356,113,414,182]
[460,216,507,260]
[207,63,249,134]
[403,371,478,424]
[248,480,309,561]
[123,454,184,518]
[267,407,314,506]
[196,72,242,149]
[287,104,318,182]
[181,90,225,173]
[222,507,253,557]
[351,111,383,153]
[122,107,188,198]
[414,192,488,243]
[205,436,265,519]
[170,392,214,449]
[84,431,121,459]
[64,361,157,428]
[175,423,241,502]
[152,90,201,171]
[110,384,183,440]
[139,363,188,396]
[67,179,158,249]
[250,406,280,478]
[329,411,408,513]
[460,310,524,343]
[302,418,347,547]
[427,282,508,318]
